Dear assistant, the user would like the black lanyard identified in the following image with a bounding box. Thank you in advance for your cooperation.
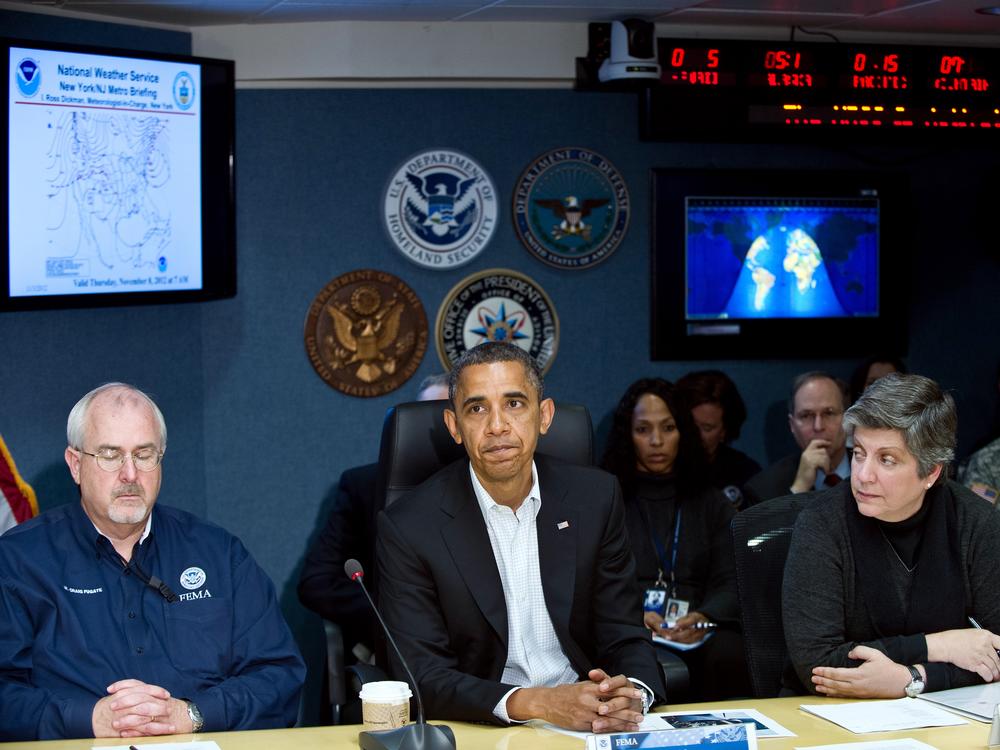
[640,501,682,597]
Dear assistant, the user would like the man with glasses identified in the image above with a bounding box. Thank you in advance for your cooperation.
[0,383,305,741]
[744,371,850,507]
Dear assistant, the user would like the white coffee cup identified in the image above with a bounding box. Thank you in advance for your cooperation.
[359,680,412,731]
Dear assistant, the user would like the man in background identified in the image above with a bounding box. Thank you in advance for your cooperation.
[298,374,449,679]
[743,371,850,507]
[0,383,305,740]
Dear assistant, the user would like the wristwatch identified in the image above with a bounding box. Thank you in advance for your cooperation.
[185,699,204,732]
[904,665,925,698]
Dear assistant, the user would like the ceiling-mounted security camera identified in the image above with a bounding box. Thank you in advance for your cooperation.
[598,19,660,83]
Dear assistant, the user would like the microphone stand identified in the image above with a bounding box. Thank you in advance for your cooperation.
[347,561,456,750]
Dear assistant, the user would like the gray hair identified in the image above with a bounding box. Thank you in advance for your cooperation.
[843,372,955,480]
[447,342,543,406]
[787,371,850,413]
[66,383,167,450]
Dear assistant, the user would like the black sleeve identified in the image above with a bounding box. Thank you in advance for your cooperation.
[297,465,378,647]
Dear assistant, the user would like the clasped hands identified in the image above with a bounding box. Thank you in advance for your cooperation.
[92,679,193,738]
[812,627,1000,699]
[644,609,709,645]
[507,668,646,733]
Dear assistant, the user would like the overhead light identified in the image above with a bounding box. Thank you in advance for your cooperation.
[975,6,1000,15]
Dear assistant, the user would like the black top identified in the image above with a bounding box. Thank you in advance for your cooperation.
[708,444,762,507]
[623,473,739,623]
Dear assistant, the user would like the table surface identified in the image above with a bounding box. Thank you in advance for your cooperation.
[0,696,991,749]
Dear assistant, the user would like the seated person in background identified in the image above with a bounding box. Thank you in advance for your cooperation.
[297,373,449,670]
[377,342,666,733]
[600,377,750,701]
[848,354,906,404]
[744,371,849,507]
[961,436,1000,504]
[0,383,305,740]
[675,369,761,508]
[783,373,1000,698]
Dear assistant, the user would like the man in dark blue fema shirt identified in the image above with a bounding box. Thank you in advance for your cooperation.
[0,383,305,740]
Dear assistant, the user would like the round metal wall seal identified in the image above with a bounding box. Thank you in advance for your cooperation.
[382,148,498,270]
[512,146,630,270]
[304,269,428,398]
[435,268,559,374]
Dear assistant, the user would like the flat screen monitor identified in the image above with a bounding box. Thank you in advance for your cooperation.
[1,38,235,311]
[651,169,907,359]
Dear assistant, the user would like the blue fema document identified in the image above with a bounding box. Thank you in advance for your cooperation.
[585,722,756,750]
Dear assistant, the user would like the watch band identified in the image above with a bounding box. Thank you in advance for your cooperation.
[904,665,924,698]
[185,699,204,732]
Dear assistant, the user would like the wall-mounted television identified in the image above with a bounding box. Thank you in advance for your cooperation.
[651,169,908,359]
[2,38,235,311]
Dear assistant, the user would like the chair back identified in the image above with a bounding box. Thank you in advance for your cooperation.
[376,399,593,508]
[731,492,814,697]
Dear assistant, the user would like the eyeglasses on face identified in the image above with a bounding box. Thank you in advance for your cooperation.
[77,447,163,472]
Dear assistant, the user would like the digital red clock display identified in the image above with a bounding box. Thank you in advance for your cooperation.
[647,38,1000,138]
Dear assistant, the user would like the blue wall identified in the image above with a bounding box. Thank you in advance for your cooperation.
[3,8,1000,725]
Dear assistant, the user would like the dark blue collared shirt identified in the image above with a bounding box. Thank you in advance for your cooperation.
[0,501,305,740]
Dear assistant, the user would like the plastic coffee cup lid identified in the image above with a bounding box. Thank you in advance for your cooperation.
[359,680,413,702]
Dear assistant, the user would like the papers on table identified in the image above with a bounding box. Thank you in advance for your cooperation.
[584,722,756,750]
[916,681,1000,722]
[652,707,795,738]
[794,739,940,750]
[94,743,221,750]
[799,698,967,733]
[652,631,714,652]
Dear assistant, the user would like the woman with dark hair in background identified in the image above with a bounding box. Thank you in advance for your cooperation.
[675,370,760,508]
[601,377,750,701]
[848,354,906,404]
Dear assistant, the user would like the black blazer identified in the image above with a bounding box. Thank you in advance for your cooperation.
[743,453,800,508]
[376,453,666,724]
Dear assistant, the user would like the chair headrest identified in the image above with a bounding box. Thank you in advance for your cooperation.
[376,400,593,508]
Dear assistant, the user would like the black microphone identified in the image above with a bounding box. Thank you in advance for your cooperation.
[344,559,455,750]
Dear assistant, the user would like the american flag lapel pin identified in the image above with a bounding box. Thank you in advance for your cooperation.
[557,520,570,530]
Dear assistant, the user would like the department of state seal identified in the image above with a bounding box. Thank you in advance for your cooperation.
[383,149,498,270]
[436,268,559,374]
[512,147,630,270]
[304,270,428,398]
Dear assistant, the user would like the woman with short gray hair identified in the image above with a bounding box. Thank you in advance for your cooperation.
[782,373,1000,699]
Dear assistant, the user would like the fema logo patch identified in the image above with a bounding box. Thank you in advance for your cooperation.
[172,71,195,111]
[436,268,559,374]
[512,147,630,270]
[15,58,42,98]
[179,566,206,590]
[383,149,497,270]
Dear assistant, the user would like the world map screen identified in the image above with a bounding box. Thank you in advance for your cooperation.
[685,197,879,321]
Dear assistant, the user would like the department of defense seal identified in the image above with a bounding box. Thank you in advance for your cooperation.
[512,147,630,270]
[436,268,559,374]
[304,270,428,398]
[383,149,498,270]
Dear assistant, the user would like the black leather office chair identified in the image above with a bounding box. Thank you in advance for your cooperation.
[731,492,815,698]
[374,399,594,507]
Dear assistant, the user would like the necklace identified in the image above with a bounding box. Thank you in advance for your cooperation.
[878,526,917,573]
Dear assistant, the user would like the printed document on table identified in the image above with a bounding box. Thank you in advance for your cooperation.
[916,680,1000,722]
[654,707,795,737]
[794,739,939,750]
[799,698,967,733]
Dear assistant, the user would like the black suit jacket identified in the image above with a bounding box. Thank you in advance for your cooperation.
[298,463,379,653]
[742,454,801,508]
[376,454,666,724]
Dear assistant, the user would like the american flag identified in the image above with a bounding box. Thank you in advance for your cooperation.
[0,433,37,534]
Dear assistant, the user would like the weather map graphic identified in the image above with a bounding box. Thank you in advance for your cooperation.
[685,198,879,320]
[44,111,173,274]
[7,46,203,297]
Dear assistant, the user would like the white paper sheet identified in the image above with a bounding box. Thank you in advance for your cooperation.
[917,681,1000,722]
[652,707,795,737]
[799,698,967,734]
[794,739,939,750]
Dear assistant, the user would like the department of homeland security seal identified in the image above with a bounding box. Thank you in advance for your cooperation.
[436,269,559,374]
[512,147,630,270]
[383,149,498,270]
[304,270,428,398]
